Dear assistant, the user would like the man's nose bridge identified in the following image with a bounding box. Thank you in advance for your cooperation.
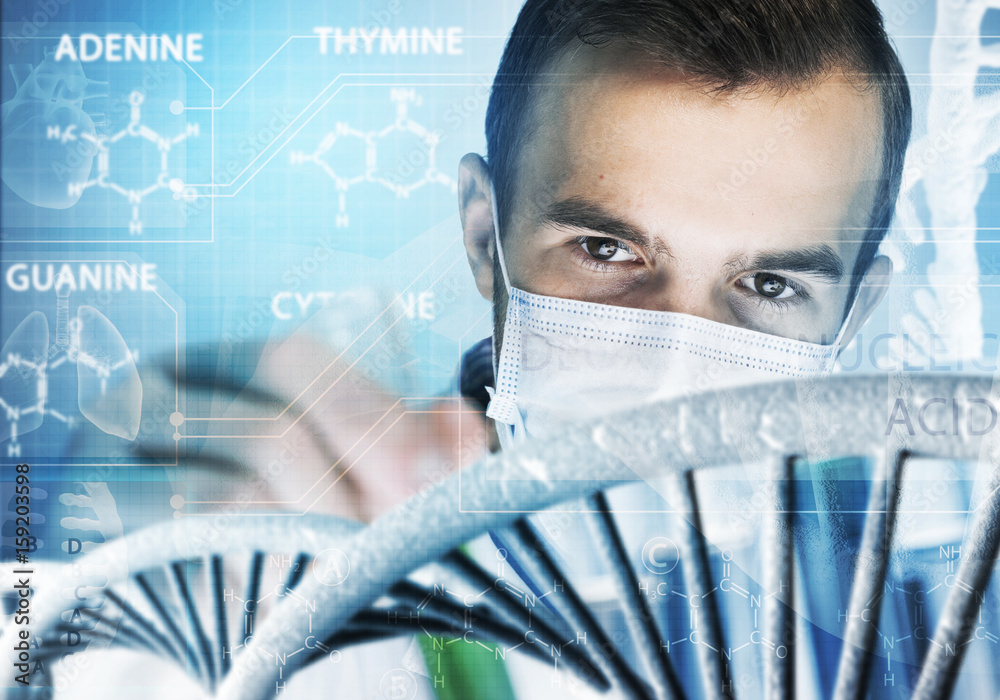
[648,273,719,320]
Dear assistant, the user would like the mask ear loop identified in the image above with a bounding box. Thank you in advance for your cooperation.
[829,273,872,367]
[485,386,526,450]
[485,182,526,441]
[489,182,512,296]
[833,293,860,349]
[488,180,511,378]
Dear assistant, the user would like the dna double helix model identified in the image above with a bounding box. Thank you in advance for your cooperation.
[2,374,1000,699]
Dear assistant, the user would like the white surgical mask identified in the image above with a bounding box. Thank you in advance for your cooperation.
[484,185,858,451]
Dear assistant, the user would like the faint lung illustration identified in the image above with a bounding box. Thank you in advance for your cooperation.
[0,49,108,209]
[0,271,142,456]
[75,305,142,440]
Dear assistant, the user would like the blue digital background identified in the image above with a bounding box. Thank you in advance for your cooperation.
[1,0,999,697]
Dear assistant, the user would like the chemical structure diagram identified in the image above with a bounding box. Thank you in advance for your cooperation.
[213,534,1000,698]
[232,550,590,698]
[0,272,142,457]
[221,554,336,697]
[840,545,999,691]
[47,90,200,235]
[635,539,1000,694]
[289,89,457,228]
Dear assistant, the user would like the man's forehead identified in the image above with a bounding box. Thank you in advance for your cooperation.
[533,41,883,155]
[513,41,884,240]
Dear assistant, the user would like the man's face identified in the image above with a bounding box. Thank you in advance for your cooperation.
[462,44,887,345]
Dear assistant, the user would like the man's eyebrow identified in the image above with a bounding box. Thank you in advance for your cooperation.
[541,196,670,257]
[727,245,845,283]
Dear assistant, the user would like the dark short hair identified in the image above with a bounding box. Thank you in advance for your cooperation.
[485,0,912,311]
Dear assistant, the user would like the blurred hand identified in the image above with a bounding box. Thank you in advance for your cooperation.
[143,329,490,523]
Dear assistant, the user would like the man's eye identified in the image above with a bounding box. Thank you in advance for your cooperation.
[581,237,638,262]
[741,273,796,299]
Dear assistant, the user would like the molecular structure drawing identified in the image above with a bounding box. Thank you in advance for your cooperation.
[228,551,588,697]
[0,272,142,458]
[633,539,1000,694]
[289,89,457,228]
[48,90,199,235]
